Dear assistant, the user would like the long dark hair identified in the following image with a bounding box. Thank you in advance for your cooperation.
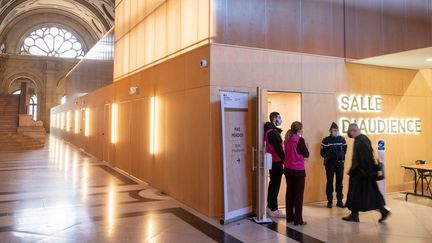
[285,121,303,141]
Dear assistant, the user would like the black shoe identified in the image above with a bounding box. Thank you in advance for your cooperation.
[336,201,345,208]
[379,209,391,223]
[294,221,307,226]
[342,214,359,222]
[326,202,333,208]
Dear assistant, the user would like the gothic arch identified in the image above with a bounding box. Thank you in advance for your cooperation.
[2,11,97,55]
[3,72,43,95]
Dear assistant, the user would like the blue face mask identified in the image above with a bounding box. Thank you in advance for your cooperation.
[275,118,282,126]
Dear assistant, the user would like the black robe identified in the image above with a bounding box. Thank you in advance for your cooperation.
[345,134,385,212]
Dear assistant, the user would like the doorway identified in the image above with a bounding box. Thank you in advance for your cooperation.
[255,88,302,219]
[266,92,302,207]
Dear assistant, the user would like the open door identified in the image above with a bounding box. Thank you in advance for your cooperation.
[253,87,271,223]
[255,88,302,221]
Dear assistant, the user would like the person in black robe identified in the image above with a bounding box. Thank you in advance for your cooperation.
[342,123,390,223]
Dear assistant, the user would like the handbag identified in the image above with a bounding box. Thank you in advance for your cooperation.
[374,161,385,181]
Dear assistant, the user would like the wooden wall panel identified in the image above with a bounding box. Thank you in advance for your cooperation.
[345,0,432,59]
[129,99,150,180]
[404,0,432,50]
[302,93,338,202]
[210,44,432,211]
[381,0,405,54]
[115,102,131,173]
[266,0,301,52]
[51,45,213,216]
[344,0,383,59]
[114,0,210,80]
[222,0,266,48]
[213,0,432,59]
[213,0,345,57]
[301,0,344,57]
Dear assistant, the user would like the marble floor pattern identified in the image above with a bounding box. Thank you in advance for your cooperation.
[0,135,430,243]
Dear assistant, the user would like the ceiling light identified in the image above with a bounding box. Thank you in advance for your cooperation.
[426,58,432,62]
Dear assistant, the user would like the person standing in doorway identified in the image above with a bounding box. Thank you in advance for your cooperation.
[264,112,285,218]
[320,122,347,208]
[284,121,309,226]
[343,123,390,223]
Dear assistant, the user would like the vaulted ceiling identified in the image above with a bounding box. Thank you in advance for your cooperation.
[0,0,114,43]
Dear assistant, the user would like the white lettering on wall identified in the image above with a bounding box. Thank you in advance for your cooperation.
[339,117,422,135]
[338,94,382,112]
[338,94,421,135]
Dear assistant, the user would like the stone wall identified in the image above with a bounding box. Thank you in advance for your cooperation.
[0,54,77,131]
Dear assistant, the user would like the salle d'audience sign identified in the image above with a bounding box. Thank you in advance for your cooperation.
[337,94,421,135]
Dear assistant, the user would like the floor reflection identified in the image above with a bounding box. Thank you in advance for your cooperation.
[0,135,245,242]
[5,135,428,242]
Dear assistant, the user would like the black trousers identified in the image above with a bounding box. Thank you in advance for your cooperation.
[325,160,344,202]
[267,162,284,211]
[284,169,306,224]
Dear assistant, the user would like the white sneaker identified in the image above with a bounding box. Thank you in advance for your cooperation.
[266,208,285,218]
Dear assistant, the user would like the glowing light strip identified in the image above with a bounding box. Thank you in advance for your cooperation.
[111,103,117,144]
[61,112,65,130]
[74,110,79,134]
[55,113,60,129]
[150,97,156,154]
[66,111,71,132]
[84,108,90,136]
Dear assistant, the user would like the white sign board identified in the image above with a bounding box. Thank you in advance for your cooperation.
[219,91,252,224]
[221,91,249,109]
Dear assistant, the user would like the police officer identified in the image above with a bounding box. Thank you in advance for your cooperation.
[320,122,347,208]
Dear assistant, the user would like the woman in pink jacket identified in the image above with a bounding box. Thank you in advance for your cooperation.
[284,121,309,226]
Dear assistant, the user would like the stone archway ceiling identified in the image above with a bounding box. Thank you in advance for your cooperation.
[0,0,114,38]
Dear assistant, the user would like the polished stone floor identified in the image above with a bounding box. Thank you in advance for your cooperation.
[0,135,431,242]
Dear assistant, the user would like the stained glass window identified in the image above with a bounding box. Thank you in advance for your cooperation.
[20,27,85,58]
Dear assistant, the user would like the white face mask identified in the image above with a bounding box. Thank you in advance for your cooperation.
[332,131,340,137]
[275,118,282,126]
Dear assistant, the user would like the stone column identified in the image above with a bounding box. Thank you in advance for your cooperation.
[19,81,28,114]
[0,58,6,94]
[42,61,58,131]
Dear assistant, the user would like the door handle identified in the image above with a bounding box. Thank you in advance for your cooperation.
[252,147,257,171]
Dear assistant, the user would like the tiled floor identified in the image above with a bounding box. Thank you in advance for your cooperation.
[0,135,431,243]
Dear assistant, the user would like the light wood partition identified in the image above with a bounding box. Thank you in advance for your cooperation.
[209,43,432,216]
[114,0,210,80]
[51,45,213,216]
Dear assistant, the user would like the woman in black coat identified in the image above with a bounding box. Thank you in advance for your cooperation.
[343,123,390,223]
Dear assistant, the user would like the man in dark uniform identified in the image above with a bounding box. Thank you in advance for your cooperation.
[321,122,347,208]
[343,123,390,223]
[264,112,285,218]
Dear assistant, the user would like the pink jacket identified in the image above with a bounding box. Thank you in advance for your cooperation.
[264,129,283,162]
[284,133,305,170]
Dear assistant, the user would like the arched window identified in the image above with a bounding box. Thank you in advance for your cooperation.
[29,95,37,121]
[0,42,5,54]
[20,26,85,58]
[12,89,21,95]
